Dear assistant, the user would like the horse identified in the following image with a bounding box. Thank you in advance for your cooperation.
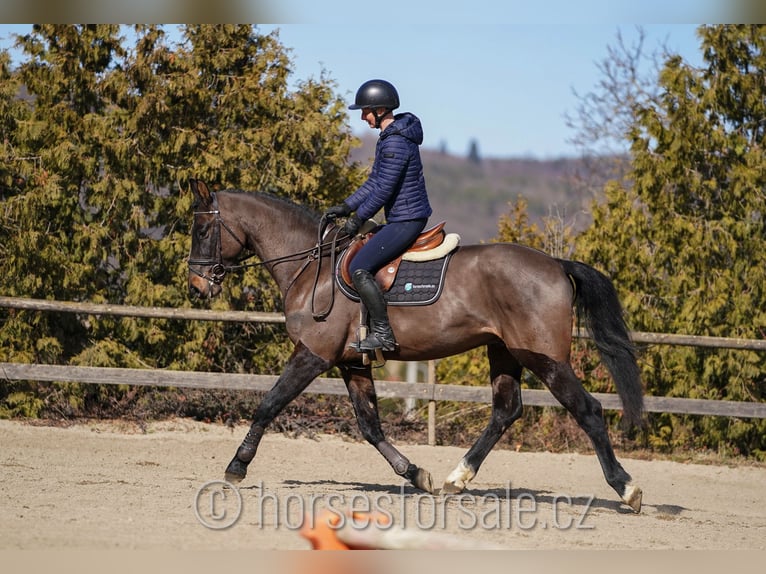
[186,178,645,513]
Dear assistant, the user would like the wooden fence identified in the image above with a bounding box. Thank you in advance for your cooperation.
[3,295,765,350]
[2,296,765,446]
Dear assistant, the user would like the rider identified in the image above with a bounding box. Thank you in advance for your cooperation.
[325,79,432,352]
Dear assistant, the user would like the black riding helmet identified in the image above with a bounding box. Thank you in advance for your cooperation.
[349,79,400,111]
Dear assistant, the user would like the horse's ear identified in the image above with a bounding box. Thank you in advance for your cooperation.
[189,178,213,206]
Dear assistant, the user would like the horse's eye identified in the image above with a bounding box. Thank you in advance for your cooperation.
[197,223,210,239]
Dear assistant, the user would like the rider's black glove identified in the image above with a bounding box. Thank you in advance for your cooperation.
[343,214,363,237]
[324,203,352,220]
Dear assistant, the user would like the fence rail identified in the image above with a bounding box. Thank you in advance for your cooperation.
[3,295,766,350]
[2,296,765,431]
[2,362,765,419]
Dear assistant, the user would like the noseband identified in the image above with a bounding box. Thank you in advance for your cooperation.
[188,193,246,287]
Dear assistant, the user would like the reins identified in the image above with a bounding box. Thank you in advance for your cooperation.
[309,215,346,321]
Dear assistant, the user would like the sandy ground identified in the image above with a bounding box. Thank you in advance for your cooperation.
[1,417,765,552]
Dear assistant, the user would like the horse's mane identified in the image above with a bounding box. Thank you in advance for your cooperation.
[221,189,322,226]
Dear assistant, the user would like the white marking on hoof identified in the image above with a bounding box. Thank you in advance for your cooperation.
[622,483,642,513]
[442,459,475,495]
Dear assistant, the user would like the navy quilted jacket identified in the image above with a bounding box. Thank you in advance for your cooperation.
[344,112,432,222]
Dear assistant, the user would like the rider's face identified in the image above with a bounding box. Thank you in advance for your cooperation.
[361,107,377,128]
[362,108,386,129]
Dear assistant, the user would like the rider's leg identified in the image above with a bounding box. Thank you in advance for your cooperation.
[352,268,396,351]
[348,218,427,352]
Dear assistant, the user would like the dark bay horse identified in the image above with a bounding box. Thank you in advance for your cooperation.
[186,179,645,512]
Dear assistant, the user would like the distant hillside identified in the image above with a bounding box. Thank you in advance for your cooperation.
[349,134,608,245]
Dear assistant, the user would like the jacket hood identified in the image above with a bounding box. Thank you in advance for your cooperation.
[382,112,423,145]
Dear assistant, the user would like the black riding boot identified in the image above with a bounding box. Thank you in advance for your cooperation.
[351,269,397,352]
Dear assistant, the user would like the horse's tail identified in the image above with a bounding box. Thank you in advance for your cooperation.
[557,259,645,428]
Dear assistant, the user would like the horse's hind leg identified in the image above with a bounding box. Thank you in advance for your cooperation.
[443,342,523,494]
[341,365,434,493]
[535,358,642,512]
[224,342,332,483]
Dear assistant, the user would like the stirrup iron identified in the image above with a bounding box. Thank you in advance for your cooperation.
[349,307,387,367]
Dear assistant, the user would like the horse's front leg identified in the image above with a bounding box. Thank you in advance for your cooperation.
[224,341,332,483]
[341,365,434,493]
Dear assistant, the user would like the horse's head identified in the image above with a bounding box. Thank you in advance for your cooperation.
[187,179,247,299]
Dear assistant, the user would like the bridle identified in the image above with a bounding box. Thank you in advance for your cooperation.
[187,192,352,319]
[187,192,247,287]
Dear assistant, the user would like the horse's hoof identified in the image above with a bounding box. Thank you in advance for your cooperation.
[224,472,244,484]
[224,457,248,484]
[412,467,434,494]
[441,459,474,495]
[622,483,642,513]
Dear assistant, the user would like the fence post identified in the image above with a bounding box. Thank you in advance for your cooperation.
[427,360,436,446]
[404,361,418,419]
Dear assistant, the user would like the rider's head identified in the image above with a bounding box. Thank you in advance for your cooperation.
[349,79,399,129]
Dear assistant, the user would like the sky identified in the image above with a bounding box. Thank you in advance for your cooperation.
[257,23,705,159]
[0,21,706,159]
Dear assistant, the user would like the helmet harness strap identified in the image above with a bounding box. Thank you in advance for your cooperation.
[372,108,389,129]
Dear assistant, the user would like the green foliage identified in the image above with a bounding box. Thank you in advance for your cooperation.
[0,387,45,418]
[576,25,766,457]
[0,25,365,417]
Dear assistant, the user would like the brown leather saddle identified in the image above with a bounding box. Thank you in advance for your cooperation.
[339,221,447,291]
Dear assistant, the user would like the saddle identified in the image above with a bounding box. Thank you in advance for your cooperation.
[338,221,459,291]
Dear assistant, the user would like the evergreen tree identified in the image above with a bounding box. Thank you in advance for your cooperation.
[0,50,27,197]
[576,25,766,456]
[0,24,366,417]
[467,138,481,164]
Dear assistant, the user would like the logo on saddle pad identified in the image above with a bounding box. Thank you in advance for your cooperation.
[336,222,460,306]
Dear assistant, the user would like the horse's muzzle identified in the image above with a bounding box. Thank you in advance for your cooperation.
[188,275,222,299]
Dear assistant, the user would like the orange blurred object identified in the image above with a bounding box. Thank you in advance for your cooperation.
[300,509,391,550]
